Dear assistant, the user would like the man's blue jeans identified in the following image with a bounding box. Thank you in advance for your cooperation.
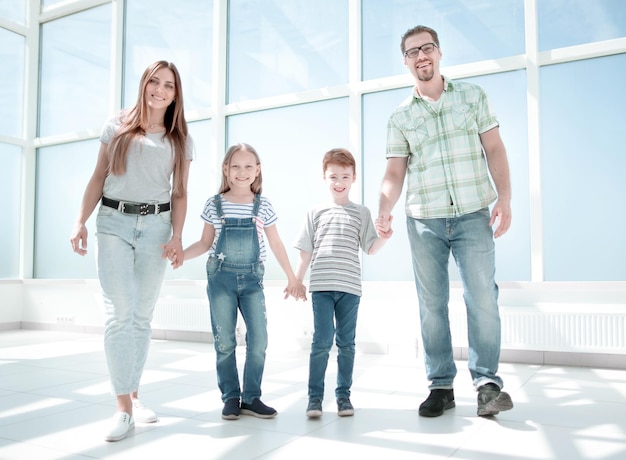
[308,291,360,401]
[406,207,504,390]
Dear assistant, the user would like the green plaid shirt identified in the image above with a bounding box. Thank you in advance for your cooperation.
[386,77,499,218]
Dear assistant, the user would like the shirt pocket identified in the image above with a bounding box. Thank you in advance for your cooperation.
[450,104,478,133]
[401,117,429,146]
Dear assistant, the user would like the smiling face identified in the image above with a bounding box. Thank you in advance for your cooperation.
[324,163,355,205]
[224,148,261,192]
[403,31,442,83]
[144,67,177,110]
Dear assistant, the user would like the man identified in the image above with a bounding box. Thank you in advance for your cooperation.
[376,25,514,417]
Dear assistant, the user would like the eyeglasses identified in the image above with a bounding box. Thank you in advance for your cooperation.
[403,42,438,59]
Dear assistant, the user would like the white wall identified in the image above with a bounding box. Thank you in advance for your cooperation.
[3,280,625,370]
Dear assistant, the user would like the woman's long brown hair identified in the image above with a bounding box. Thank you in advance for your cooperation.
[107,61,189,198]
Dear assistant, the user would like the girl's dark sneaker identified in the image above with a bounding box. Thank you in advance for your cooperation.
[222,398,241,420]
[241,398,277,418]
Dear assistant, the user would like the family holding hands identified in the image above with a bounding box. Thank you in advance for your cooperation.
[70,25,513,443]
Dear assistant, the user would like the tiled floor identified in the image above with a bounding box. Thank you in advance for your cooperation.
[0,330,625,459]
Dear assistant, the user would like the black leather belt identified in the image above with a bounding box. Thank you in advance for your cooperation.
[102,197,170,215]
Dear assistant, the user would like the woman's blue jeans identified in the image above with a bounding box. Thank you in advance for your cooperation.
[96,205,171,395]
[308,291,360,401]
[406,207,504,390]
[206,258,268,404]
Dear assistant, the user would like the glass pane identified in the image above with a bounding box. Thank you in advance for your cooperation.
[0,143,21,279]
[362,88,412,281]
[0,0,25,25]
[164,119,217,280]
[466,71,530,282]
[363,71,530,282]
[39,4,111,137]
[228,0,349,102]
[35,140,100,279]
[226,99,350,279]
[124,0,212,110]
[362,0,525,80]
[538,0,626,51]
[0,28,24,138]
[540,54,626,281]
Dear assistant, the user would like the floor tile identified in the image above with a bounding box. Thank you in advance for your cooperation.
[0,330,625,460]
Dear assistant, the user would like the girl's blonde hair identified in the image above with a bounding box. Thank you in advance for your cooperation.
[107,60,189,198]
[219,143,263,194]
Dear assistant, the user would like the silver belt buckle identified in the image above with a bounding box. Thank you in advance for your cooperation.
[117,201,126,212]
[154,203,160,214]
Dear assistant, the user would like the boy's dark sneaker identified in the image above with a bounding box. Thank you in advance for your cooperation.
[418,389,455,417]
[221,398,240,420]
[477,383,514,416]
[337,397,354,417]
[241,398,277,419]
[306,399,323,418]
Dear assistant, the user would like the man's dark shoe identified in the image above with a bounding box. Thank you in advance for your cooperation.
[477,383,513,416]
[241,398,277,419]
[419,389,455,417]
[222,398,240,420]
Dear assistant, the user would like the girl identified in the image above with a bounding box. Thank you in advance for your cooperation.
[70,61,193,441]
[177,143,304,420]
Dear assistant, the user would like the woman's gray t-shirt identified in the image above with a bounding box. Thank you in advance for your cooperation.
[100,114,194,204]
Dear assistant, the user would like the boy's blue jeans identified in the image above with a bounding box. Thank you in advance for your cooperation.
[308,291,360,401]
[406,207,504,390]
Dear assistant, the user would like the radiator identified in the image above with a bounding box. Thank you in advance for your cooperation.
[450,305,626,353]
[152,299,211,332]
[151,299,625,354]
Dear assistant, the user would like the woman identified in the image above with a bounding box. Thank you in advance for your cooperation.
[70,60,194,441]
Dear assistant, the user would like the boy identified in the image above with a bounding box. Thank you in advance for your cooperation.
[294,148,390,418]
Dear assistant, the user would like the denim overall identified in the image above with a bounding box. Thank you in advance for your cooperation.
[206,194,268,404]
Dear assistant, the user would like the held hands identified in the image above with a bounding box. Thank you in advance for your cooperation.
[162,235,184,269]
[375,214,394,239]
[284,279,308,301]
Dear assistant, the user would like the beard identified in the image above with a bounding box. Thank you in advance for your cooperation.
[416,65,435,82]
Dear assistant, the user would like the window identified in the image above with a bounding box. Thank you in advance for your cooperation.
[35,139,100,279]
[124,0,213,111]
[0,28,24,138]
[228,0,349,102]
[540,54,626,280]
[0,144,22,278]
[362,0,525,80]
[39,5,111,137]
[538,0,626,51]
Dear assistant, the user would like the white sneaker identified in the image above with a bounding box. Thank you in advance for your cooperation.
[104,412,134,442]
[132,399,158,423]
